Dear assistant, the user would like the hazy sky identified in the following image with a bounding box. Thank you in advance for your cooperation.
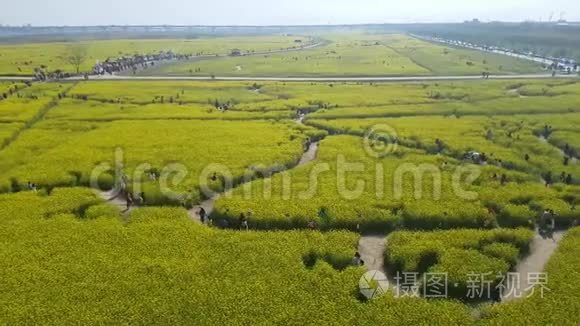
[3,0,579,26]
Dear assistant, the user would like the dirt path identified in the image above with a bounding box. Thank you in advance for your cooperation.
[506,88,528,98]
[95,109,321,224]
[502,230,566,302]
[182,140,321,224]
[356,229,566,302]
[299,142,319,165]
[97,189,135,216]
[357,234,388,274]
[538,135,578,164]
[357,233,408,294]
[188,196,216,224]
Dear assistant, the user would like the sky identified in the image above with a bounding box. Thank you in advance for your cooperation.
[2,0,579,26]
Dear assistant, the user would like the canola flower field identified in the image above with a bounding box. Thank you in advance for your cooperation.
[0,188,578,324]
[0,77,579,324]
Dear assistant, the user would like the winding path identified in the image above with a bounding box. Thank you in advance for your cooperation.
[538,135,578,164]
[188,140,320,223]
[97,189,135,216]
[356,229,567,302]
[502,230,566,302]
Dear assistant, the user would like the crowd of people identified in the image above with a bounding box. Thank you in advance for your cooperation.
[92,51,194,76]
[114,173,147,212]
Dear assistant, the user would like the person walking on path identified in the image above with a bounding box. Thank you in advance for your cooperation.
[126,193,134,212]
[199,207,207,224]
[136,192,145,206]
[547,210,556,242]
[539,209,554,240]
[307,220,318,230]
[239,213,249,231]
[500,174,508,186]
[351,252,364,266]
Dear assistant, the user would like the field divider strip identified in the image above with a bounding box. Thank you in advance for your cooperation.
[382,42,434,74]
[0,83,78,153]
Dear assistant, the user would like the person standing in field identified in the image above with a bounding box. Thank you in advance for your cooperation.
[351,252,362,266]
[500,174,508,186]
[119,173,128,194]
[126,192,134,211]
[239,213,249,230]
[544,172,553,187]
[539,209,552,239]
[547,210,556,242]
[199,207,207,224]
[307,220,318,230]
[136,192,145,206]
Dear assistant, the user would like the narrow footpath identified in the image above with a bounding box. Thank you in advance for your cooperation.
[502,230,566,302]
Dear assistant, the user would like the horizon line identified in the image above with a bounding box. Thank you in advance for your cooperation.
[2,21,580,29]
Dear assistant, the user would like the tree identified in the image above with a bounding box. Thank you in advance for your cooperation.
[62,45,87,74]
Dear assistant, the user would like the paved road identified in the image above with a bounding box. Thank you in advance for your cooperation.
[2,74,578,82]
[0,76,35,81]
[73,73,580,82]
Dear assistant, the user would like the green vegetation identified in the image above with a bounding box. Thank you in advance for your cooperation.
[0,189,474,324]
[385,34,539,75]
[307,115,580,175]
[407,22,580,61]
[151,34,541,76]
[214,133,577,230]
[0,76,579,323]
[306,80,580,119]
[0,36,311,75]
[0,119,310,204]
[0,122,23,148]
[0,188,578,324]
[69,81,277,104]
[46,99,295,121]
[386,228,534,299]
[480,227,580,324]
